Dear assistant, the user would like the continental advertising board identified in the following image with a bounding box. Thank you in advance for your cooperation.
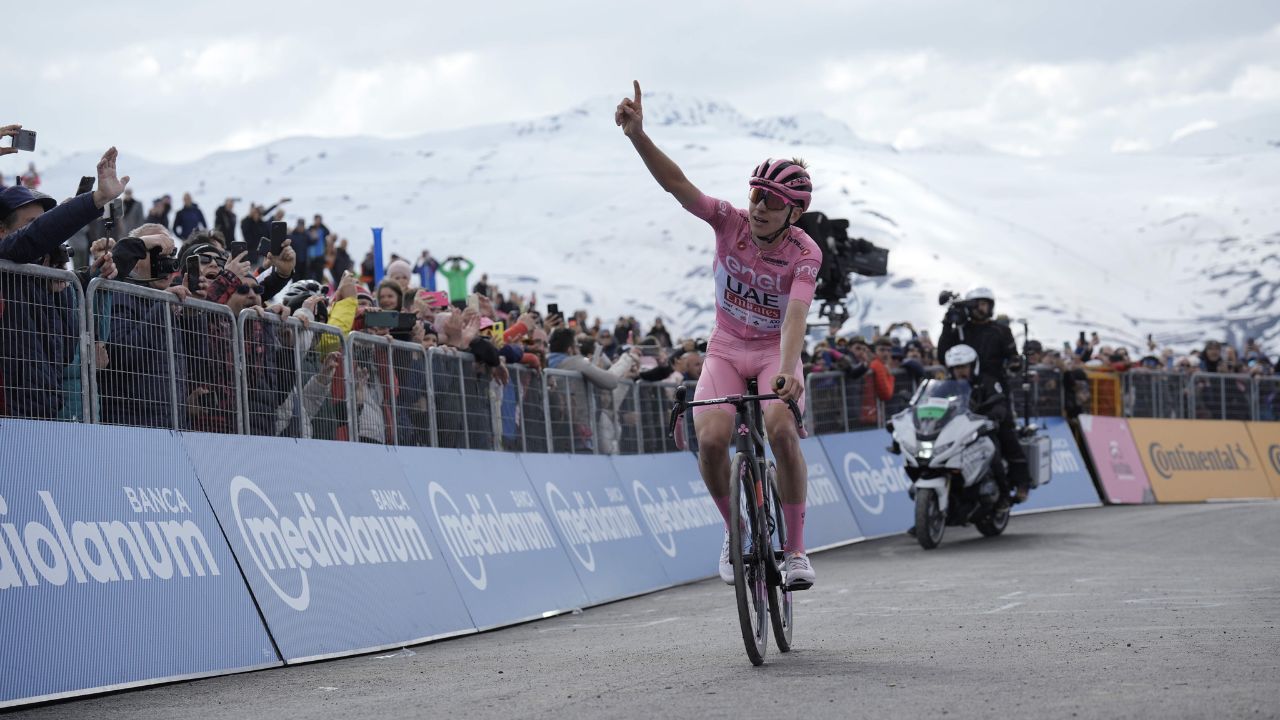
[1127,419,1274,502]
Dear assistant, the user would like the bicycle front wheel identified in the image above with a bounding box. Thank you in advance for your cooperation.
[765,461,793,652]
[729,452,768,666]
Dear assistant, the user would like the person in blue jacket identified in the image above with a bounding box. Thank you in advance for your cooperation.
[172,192,207,240]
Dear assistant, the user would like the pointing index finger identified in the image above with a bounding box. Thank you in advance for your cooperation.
[633,80,642,106]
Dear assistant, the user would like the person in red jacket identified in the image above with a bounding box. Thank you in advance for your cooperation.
[843,337,894,426]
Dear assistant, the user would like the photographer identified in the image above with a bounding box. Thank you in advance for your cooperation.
[938,286,1031,501]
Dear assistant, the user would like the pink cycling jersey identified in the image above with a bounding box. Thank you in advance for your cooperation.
[686,193,821,344]
[686,193,821,420]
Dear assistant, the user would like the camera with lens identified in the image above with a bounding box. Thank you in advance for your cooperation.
[151,247,181,277]
[794,211,889,322]
[938,290,971,327]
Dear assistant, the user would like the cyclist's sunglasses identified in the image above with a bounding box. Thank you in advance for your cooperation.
[748,186,791,212]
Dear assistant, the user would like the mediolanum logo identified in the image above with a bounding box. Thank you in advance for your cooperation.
[1147,442,1254,480]
[231,476,433,612]
[427,482,557,592]
[842,452,909,516]
[1269,444,1280,474]
[544,482,642,573]
[0,488,219,590]
[631,480,721,558]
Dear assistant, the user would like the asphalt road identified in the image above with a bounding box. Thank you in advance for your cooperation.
[17,503,1280,720]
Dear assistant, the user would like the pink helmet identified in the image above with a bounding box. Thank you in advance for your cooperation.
[749,158,813,211]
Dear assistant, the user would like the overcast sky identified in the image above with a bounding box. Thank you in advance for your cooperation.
[11,0,1280,162]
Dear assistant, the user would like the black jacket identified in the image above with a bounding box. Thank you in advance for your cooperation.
[939,320,1018,383]
[214,206,237,243]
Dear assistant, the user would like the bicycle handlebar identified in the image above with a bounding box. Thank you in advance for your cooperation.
[667,378,805,441]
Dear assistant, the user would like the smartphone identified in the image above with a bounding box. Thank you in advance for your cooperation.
[1078,331,1086,343]
[256,236,271,258]
[363,311,400,329]
[466,294,480,311]
[76,176,95,196]
[547,303,560,320]
[13,129,36,152]
[228,240,248,258]
[185,256,202,292]
[269,221,288,256]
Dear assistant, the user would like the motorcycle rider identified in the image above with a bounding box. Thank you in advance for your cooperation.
[937,287,1031,503]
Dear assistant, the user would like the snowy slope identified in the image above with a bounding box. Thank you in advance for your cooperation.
[33,95,1280,353]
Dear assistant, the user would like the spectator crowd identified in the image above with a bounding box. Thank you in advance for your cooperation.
[1,130,1276,446]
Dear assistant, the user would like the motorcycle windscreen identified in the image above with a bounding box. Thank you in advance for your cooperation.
[912,379,973,437]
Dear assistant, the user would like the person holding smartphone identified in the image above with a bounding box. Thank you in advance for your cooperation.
[617,81,819,589]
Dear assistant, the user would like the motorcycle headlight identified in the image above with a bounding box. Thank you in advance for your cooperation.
[918,441,933,460]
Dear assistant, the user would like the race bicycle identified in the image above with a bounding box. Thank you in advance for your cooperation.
[668,378,806,666]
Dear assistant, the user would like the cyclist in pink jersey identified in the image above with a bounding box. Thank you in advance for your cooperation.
[616,81,820,589]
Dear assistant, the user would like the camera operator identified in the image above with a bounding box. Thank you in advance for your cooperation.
[938,286,1031,502]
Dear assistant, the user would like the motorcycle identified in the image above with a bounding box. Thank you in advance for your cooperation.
[887,379,1012,549]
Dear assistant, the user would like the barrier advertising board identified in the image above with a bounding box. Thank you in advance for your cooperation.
[1014,418,1102,514]
[398,447,589,630]
[1127,419,1274,502]
[610,452,726,585]
[1,421,278,708]
[519,453,671,604]
[1078,415,1155,504]
[183,434,475,662]
[766,437,864,550]
[1245,423,1280,498]
[819,430,914,538]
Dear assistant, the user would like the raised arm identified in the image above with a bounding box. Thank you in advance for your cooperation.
[616,81,702,208]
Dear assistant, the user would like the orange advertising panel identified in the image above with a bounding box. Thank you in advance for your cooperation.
[1245,422,1280,499]
[1127,419,1275,502]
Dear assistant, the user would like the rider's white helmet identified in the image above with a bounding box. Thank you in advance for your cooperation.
[945,343,979,369]
[964,286,995,305]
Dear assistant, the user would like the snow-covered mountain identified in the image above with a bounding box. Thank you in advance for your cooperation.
[33,96,1280,353]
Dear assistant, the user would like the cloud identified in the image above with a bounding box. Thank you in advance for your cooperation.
[5,3,1280,163]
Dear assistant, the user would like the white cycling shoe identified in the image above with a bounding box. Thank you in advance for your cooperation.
[718,532,735,585]
[783,552,815,590]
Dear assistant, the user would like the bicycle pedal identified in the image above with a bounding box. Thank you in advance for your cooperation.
[782,579,813,592]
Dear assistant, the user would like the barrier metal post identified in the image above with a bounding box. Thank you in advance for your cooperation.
[0,261,90,423]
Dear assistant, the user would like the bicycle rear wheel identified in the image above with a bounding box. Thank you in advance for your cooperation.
[765,461,793,652]
[729,452,768,666]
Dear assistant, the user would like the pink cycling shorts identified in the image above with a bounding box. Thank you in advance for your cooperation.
[692,334,805,420]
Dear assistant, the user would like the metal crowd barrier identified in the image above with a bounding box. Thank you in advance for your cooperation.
[87,278,244,432]
[0,261,89,423]
[543,368,592,454]
[460,353,497,451]
[1190,372,1255,421]
[427,348,468,449]
[1123,370,1190,419]
[1257,376,1280,422]
[9,265,1280,450]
